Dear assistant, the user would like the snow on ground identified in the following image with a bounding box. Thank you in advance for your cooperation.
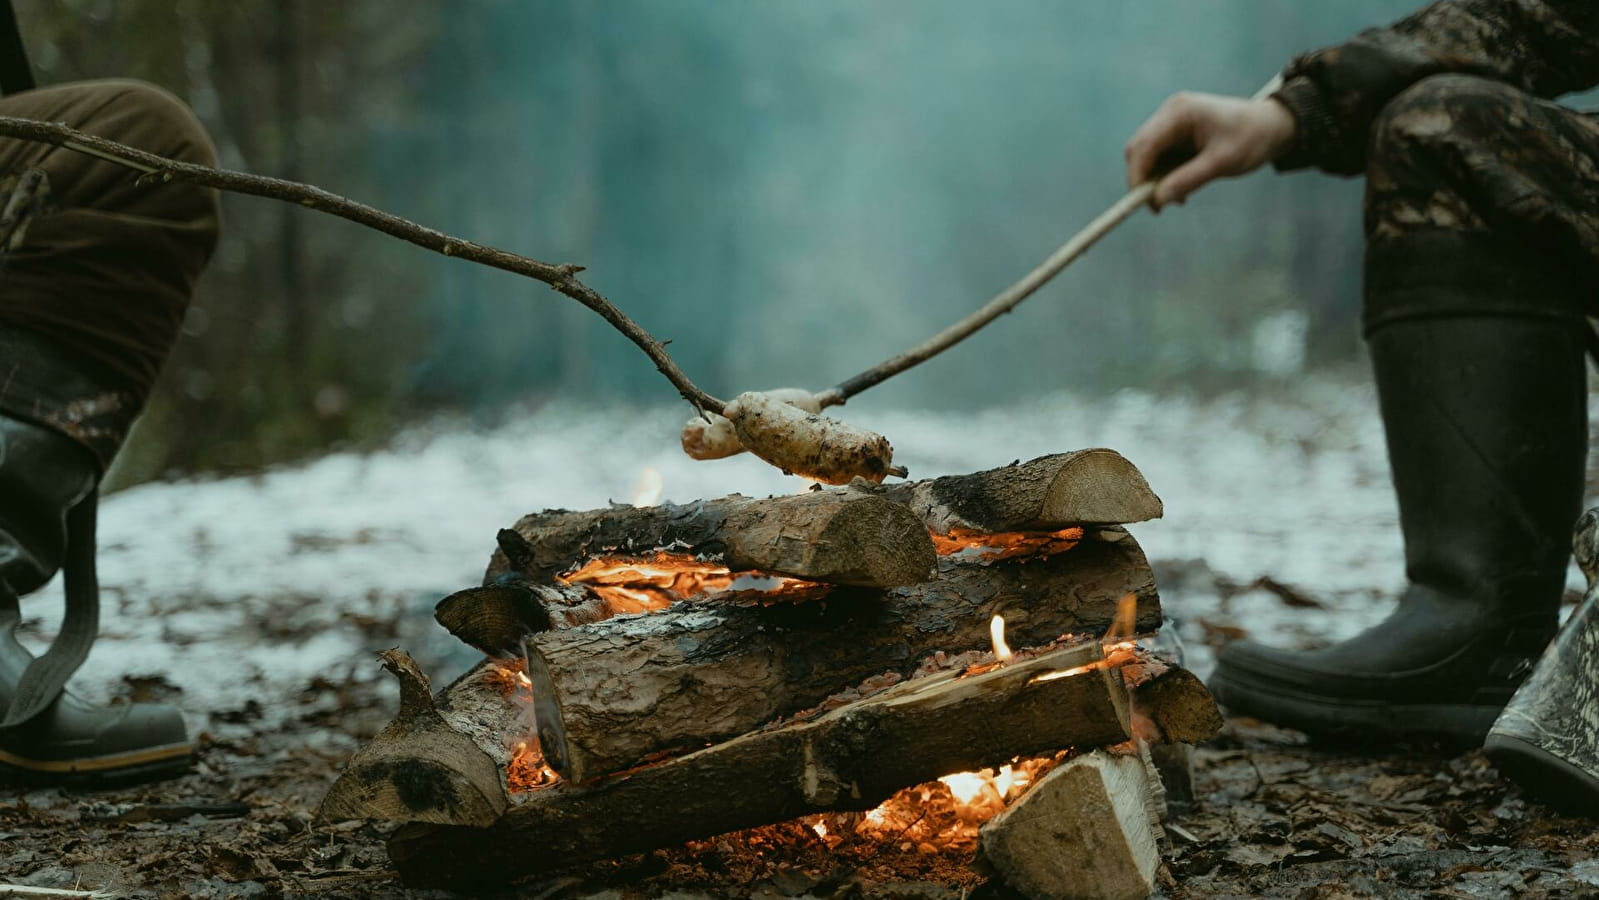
[17,371,1580,726]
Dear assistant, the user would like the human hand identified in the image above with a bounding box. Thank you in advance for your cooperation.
[1124,92,1297,210]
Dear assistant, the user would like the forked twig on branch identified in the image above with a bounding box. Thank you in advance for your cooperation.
[0,115,726,414]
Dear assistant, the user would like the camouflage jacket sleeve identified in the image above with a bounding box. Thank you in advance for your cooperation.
[1273,0,1599,174]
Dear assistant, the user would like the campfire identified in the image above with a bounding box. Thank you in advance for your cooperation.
[321,449,1220,900]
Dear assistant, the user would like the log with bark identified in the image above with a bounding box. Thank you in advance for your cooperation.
[875,449,1162,534]
[524,533,1159,783]
[387,641,1131,890]
[319,652,516,828]
[483,487,936,589]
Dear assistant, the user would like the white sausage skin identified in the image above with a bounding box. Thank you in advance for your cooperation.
[680,389,820,461]
[723,391,897,485]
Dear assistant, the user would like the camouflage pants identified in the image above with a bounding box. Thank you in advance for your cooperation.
[1363,74,1599,333]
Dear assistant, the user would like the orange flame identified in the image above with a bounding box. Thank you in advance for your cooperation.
[557,550,818,616]
[930,526,1083,561]
[851,753,1070,850]
[484,661,561,794]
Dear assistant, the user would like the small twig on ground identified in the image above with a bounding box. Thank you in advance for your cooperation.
[0,886,118,899]
[0,116,724,414]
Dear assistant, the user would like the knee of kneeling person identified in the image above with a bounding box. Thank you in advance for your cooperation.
[91,79,219,170]
[1369,74,1524,166]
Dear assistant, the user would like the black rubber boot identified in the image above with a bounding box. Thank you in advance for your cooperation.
[0,415,190,784]
[1209,233,1589,747]
[1483,508,1599,817]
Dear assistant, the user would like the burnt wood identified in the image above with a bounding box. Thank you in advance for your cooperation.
[387,642,1131,890]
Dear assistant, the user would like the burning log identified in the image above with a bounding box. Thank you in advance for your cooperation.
[978,748,1165,900]
[322,656,561,828]
[877,450,1163,534]
[485,487,935,589]
[526,534,1159,783]
[319,651,513,828]
[387,641,1132,890]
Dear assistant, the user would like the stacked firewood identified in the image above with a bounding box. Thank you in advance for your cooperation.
[320,450,1221,900]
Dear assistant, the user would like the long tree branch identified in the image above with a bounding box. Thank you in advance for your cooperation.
[0,115,726,414]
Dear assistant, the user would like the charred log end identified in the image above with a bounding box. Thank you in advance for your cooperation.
[1038,449,1164,526]
[320,752,506,828]
[434,585,553,658]
[1132,666,1224,745]
[319,650,510,827]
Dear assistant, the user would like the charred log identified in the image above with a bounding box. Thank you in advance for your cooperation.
[485,488,935,589]
[388,642,1131,890]
[527,534,1159,783]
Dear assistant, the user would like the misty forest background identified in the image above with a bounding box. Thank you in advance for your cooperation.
[22,1,1453,486]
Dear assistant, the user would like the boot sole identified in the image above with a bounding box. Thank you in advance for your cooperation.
[1483,733,1599,818]
[0,740,192,788]
[1209,669,1500,749]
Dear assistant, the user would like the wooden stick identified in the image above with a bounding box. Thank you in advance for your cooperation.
[814,77,1283,409]
[0,116,725,414]
[814,182,1155,409]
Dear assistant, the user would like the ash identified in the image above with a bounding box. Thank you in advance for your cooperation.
[1,372,1595,898]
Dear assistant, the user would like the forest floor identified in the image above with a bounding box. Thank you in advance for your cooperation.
[1,373,1596,899]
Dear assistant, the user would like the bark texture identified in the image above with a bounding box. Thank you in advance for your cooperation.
[319,655,521,827]
[527,534,1159,782]
[484,488,935,589]
[315,652,508,824]
[388,643,1130,890]
[877,450,1162,533]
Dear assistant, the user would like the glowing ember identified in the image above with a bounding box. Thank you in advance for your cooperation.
[989,615,1014,664]
[1029,640,1141,684]
[558,550,817,614]
[484,660,561,794]
[930,526,1084,561]
[853,754,1069,850]
[631,466,665,508]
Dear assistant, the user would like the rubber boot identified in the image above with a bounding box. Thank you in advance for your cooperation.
[0,415,190,784]
[1483,509,1599,817]
[1209,233,1589,747]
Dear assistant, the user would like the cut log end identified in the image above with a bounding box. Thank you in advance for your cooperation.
[1133,665,1224,745]
[319,651,508,827]
[979,749,1163,900]
[893,450,1164,533]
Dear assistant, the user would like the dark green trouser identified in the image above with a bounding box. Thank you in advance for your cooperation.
[0,79,220,468]
[0,79,217,748]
